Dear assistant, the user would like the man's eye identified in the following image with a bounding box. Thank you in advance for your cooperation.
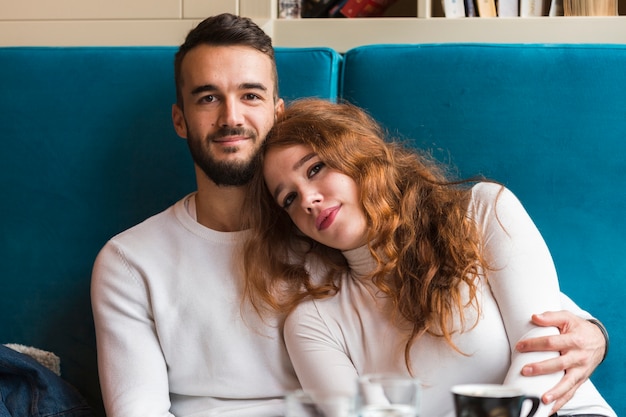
[244,93,260,101]
[282,193,296,209]
[308,162,324,178]
[200,95,216,103]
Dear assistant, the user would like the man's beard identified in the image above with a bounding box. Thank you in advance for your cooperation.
[186,126,261,187]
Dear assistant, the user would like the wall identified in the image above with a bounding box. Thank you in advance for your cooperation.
[0,0,239,46]
[3,0,625,47]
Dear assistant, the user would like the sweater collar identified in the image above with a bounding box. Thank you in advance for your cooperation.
[342,244,377,280]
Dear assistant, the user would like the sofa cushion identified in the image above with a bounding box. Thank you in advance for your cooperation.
[341,43,626,413]
[0,45,342,417]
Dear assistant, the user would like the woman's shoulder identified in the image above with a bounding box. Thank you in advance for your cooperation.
[468,181,525,223]
[286,272,355,325]
[470,181,522,209]
[470,181,506,201]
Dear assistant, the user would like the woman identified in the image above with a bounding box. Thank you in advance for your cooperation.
[242,99,615,417]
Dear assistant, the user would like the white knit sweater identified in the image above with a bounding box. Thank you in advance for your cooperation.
[91,194,299,417]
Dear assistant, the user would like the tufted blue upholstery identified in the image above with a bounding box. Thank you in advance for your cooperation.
[1,43,623,416]
[341,43,626,416]
[0,46,341,416]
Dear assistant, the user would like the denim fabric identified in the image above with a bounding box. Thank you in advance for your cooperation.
[0,345,94,417]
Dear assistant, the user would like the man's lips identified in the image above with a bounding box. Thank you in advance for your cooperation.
[316,206,340,231]
[212,135,247,145]
[209,127,255,145]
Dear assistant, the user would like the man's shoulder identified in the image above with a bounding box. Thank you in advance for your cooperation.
[111,203,178,243]
[103,194,194,250]
[92,197,190,276]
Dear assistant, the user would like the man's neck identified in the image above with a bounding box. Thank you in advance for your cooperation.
[194,176,249,233]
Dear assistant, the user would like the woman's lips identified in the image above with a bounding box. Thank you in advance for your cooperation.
[316,206,340,231]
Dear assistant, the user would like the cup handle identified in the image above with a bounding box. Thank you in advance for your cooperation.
[522,396,541,417]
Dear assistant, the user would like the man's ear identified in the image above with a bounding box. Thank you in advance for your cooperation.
[172,104,187,139]
[275,98,285,121]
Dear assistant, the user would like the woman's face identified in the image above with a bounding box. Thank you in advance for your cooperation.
[263,143,368,251]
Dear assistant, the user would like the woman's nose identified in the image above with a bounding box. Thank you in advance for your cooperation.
[301,189,322,213]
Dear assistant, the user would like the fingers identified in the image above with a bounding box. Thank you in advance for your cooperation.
[520,347,591,377]
[548,386,576,414]
[540,370,584,413]
[516,333,570,353]
[521,356,568,376]
[521,350,593,413]
[530,310,574,330]
[518,311,606,413]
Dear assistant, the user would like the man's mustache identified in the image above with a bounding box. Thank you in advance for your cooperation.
[207,127,257,141]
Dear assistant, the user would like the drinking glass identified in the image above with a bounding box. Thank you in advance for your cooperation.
[285,389,357,417]
[357,374,421,417]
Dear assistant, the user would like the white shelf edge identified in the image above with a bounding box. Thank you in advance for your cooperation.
[271,16,626,52]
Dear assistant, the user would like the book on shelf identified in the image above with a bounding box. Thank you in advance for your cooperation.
[497,0,519,16]
[563,0,617,15]
[339,0,400,17]
[520,0,546,16]
[549,0,564,15]
[328,0,349,16]
[475,0,497,16]
[301,0,343,17]
[465,0,478,16]
[442,0,466,17]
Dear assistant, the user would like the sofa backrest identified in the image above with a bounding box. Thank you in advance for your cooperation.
[341,43,626,413]
[0,46,341,416]
[1,43,623,416]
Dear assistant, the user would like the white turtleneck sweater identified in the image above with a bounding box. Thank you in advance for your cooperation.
[284,183,616,417]
[91,194,300,417]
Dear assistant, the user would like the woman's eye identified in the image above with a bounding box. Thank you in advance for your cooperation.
[308,162,324,178]
[282,193,296,209]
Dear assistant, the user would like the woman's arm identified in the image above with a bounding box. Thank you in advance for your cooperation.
[473,183,563,417]
[284,301,359,396]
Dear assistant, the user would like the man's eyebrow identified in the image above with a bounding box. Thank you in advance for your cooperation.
[272,152,317,202]
[241,82,268,92]
[190,83,268,96]
[191,84,217,96]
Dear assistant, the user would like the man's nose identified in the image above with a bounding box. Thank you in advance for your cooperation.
[219,99,244,126]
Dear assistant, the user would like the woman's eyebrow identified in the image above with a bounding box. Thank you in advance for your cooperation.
[272,152,317,202]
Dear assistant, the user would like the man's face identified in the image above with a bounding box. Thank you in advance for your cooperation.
[172,44,284,186]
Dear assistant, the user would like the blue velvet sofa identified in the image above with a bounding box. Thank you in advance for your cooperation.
[0,44,624,417]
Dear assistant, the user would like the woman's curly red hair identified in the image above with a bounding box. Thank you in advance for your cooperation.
[242,98,489,370]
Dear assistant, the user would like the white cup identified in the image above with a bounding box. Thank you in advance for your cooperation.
[357,373,421,417]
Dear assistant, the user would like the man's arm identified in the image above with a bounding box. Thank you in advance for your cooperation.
[91,242,174,417]
[515,295,608,414]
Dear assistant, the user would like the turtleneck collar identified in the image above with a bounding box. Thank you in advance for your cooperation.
[342,244,377,280]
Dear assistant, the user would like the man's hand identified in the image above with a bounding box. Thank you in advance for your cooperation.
[515,311,606,413]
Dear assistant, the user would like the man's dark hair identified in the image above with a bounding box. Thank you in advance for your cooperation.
[174,13,278,107]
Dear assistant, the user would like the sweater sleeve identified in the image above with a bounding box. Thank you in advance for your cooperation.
[284,300,359,396]
[472,183,562,417]
[91,241,174,417]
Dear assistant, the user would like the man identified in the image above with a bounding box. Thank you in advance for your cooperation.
[91,13,608,417]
